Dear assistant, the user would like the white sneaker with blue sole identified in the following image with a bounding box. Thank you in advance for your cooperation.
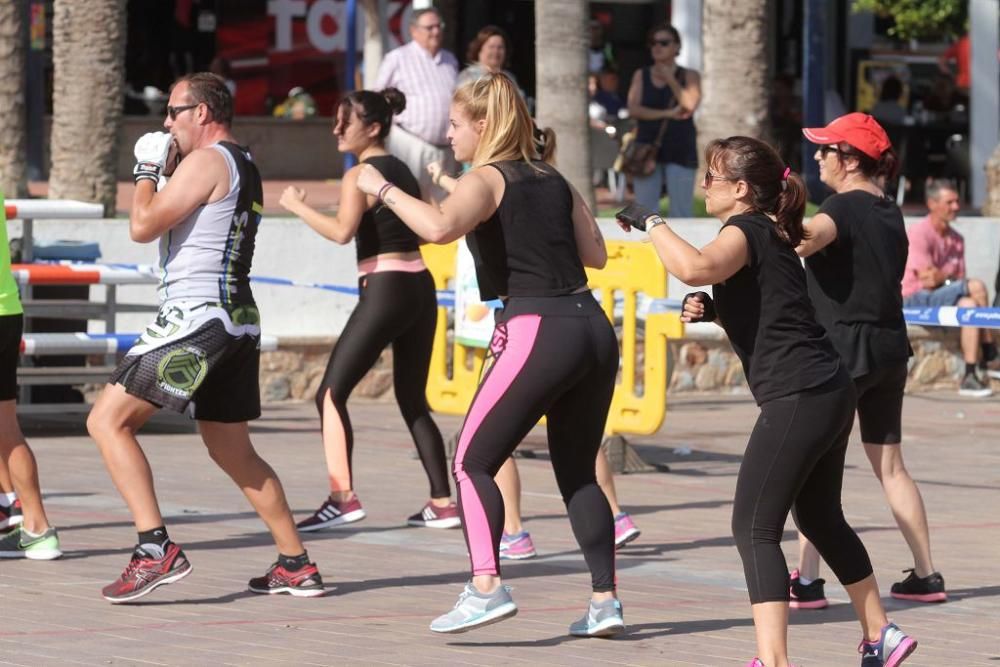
[569,598,625,637]
[430,582,518,633]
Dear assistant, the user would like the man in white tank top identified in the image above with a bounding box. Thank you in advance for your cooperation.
[87,73,325,603]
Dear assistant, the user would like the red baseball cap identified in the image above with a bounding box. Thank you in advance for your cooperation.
[802,112,891,160]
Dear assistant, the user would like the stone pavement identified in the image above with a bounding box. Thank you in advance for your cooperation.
[2,390,998,666]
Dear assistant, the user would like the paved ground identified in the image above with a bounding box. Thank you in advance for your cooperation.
[2,390,999,666]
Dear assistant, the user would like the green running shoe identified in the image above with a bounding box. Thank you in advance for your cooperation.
[0,526,63,560]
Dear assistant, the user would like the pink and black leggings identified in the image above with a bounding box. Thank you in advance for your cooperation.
[453,293,619,592]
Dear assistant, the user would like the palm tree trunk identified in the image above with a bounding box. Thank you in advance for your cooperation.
[49,0,126,215]
[698,0,770,164]
[0,1,28,198]
[535,0,594,208]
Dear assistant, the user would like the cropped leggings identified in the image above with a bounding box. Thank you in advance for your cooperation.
[316,269,450,499]
[454,293,619,591]
[732,369,874,604]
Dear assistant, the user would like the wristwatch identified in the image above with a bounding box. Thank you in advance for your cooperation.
[646,214,667,231]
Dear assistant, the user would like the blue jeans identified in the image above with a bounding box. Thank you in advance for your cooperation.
[902,279,968,307]
[632,162,697,218]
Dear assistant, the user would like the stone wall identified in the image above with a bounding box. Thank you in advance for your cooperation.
[258,325,983,404]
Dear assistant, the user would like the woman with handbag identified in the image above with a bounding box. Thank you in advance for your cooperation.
[625,23,700,218]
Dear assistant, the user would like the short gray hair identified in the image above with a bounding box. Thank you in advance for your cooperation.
[926,178,958,201]
[410,7,441,25]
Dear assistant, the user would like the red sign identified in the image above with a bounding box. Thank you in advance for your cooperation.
[217,0,412,116]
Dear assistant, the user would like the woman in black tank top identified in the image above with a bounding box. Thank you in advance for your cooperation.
[358,73,624,637]
[615,137,917,666]
[279,89,458,534]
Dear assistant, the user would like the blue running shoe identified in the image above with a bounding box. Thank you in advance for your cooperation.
[568,598,625,637]
[859,622,917,667]
[430,582,518,633]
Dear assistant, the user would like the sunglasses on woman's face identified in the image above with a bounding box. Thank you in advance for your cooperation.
[650,38,675,48]
[703,170,735,188]
[819,144,846,158]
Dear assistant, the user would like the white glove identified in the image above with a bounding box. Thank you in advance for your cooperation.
[133,132,173,185]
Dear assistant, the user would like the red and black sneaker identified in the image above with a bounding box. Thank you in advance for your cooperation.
[102,543,193,603]
[0,499,23,532]
[248,561,325,597]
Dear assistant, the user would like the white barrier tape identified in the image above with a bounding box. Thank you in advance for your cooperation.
[20,333,278,356]
[5,200,104,219]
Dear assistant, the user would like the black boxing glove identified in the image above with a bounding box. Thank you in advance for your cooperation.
[615,202,662,232]
[681,291,717,323]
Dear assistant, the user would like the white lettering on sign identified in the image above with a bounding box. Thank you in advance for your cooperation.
[268,0,410,54]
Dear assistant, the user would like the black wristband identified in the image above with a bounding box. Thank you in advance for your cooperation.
[615,202,658,232]
[681,291,717,323]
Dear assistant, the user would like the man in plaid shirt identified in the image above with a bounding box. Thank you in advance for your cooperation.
[376,7,458,203]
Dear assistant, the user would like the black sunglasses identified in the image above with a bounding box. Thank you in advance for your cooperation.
[650,38,675,47]
[167,103,199,120]
[819,144,846,158]
[703,170,735,188]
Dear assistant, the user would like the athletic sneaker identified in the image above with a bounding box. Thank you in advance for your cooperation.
[499,531,536,560]
[859,622,917,666]
[958,373,993,397]
[789,568,828,609]
[0,526,62,560]
[568,598,626,637]
[0,499,22,531]
[407,501,461,529]
[248,561,325,597]
[296,495,366,532]
[101,543,193,603]
[981,358,1000,381]
[429,582,518,633]
[614,512,641,548]
[890,569,947,602]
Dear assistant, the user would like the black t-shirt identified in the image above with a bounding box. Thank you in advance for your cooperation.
[355,155,422,262]
[805,190,911,378]
[467,160,588,301]
[714,213,841,404]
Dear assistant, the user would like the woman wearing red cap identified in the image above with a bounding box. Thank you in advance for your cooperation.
[615,135,917,667]
[792,112,946,614]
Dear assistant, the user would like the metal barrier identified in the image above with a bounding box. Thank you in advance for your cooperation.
[420,240,684,472]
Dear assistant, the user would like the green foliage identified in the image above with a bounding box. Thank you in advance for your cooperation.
[852,0,967,41]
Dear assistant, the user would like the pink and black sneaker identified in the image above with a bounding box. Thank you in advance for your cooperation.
[890,569,947,603]
[407,501,461,528]
[248,561,325,597]
[789,568,828,609]
[297,495,366,532]
[499,531,537,560]
[0,499,23,531]
[859,622,917,666]
[614,512,641,549]
[102,543,193,603]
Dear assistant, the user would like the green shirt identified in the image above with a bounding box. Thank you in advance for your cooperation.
[0,191,24,316]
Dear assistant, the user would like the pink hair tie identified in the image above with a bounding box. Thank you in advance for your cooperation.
[782,167,791,180]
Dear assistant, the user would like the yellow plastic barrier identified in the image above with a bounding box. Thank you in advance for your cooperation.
[421,240,683,443]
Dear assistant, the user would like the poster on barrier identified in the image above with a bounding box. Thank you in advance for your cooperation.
[454,238,501,348]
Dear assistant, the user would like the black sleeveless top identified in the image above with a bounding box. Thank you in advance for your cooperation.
[714,213,842,404]
[466,160,587,301]
[635,66,698,168]
[355,155,422,262]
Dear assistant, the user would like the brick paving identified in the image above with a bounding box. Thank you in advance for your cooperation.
[2,390,998,666]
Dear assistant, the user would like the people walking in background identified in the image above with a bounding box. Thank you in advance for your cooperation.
[616,135,917,667]
[902,178,996,396]
[793,112,946,609]
[357,73,624,637]
[375,7,458,203]
[0,191,62,561]
[278,88,457,532]
[87,73,325,602]
[626,23,700,218]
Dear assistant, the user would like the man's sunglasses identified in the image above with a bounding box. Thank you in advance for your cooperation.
[167,103,199,120]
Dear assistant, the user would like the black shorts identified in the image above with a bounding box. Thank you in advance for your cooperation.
[854,362,907,445]
[110,302,261,423]
[0,313,23,401]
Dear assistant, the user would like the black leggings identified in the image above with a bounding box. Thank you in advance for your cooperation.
[732,370,874,604]
[453,294,619,591]
[316,269,450,498]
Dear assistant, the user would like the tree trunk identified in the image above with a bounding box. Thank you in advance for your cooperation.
[49,0,126,215]
[0,1,28,198]
[535,0,594,208]
[361,0,387,88]
[984,143,1000,216]
[698,0,770,167]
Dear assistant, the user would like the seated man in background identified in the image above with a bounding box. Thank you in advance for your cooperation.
[902,179,996,397]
